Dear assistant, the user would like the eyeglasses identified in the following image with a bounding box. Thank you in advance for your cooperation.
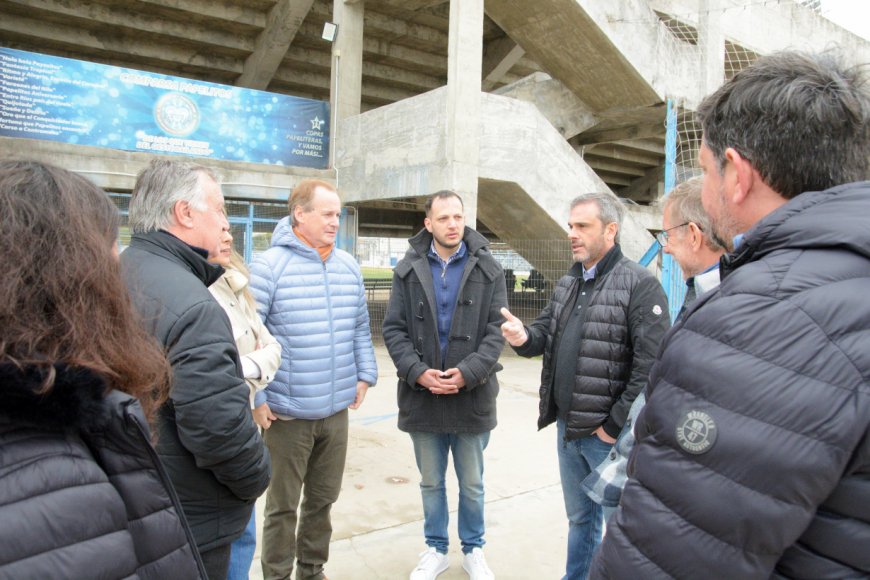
[655,222,691,246]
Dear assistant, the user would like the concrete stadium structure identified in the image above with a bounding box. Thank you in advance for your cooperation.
[1,0,868,271]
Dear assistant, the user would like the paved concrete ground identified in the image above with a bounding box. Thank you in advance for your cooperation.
[247,346,569,580]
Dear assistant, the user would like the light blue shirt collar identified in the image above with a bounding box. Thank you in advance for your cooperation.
[427,239,466,268]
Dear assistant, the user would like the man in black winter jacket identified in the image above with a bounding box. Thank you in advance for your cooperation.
[121,159,271,580]
[501,190,670,579]
[592,51,870,579]
[383,191,506,580]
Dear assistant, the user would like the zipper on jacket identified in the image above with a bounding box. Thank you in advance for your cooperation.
[322,259,337,413]
[128,407,208,579]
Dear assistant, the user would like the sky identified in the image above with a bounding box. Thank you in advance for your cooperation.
[819,0,870,41]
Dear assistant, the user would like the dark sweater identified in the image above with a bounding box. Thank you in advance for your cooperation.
[427,241,469,366]
[553,275,595,420]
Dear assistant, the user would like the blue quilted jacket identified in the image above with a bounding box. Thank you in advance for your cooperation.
[249,218,377,420]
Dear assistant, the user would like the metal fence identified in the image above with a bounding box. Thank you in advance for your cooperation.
[364,238,574,345]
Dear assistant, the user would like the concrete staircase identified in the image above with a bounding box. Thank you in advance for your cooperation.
[336,87,657,283]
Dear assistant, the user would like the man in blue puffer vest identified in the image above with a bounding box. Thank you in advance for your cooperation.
[250,179,378,580]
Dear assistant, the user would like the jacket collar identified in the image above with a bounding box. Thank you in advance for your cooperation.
[221,267,249,294]
[130,230,224,287]
[403,226,500,280]
[269,217,324,262]
[568,244,623,279]
[0,362,111,431]
[719,181,870,280]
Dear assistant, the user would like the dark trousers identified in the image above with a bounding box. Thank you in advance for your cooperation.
[200,543,232,580]
[261,409,349,580]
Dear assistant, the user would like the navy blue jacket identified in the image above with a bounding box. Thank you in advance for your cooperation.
[593,183,870,579]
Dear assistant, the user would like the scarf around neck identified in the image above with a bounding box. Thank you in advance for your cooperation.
[293,226,333,261]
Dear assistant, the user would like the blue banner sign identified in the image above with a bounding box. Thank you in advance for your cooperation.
[0,48,329,168]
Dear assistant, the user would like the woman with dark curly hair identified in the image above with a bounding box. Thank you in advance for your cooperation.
[0,160,205,579]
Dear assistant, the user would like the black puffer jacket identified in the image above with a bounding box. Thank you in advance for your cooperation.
[592,182,870,579]
[0,363,205,580]
[121,231,271,552]
[383,227,507,433]
[515,245,670,440]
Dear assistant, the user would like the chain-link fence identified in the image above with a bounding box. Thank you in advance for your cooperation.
[654,4,765,186]
[363,238,574,345]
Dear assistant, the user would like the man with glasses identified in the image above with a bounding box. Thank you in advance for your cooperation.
[657,176,727,318]
[592,51,870,578]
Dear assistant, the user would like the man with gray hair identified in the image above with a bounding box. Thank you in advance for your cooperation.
[500,191,669,579]
[121,158,271,580]
[658,176,727,317]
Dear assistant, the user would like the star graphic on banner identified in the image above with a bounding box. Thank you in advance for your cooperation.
[310,116,325,130]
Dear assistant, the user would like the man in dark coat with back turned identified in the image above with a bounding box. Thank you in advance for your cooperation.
[122,159,271,580]
[383,191,506,580]
[592,50,870,579]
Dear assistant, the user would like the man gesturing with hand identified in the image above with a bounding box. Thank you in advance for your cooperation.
[499,307,527,348]
[383,191,506,580]
[501,191,669,580]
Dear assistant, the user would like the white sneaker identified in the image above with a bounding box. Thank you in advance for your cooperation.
[410,547,449,580]
[462,548,494,580]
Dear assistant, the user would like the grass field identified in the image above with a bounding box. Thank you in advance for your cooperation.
[361,266,394,279]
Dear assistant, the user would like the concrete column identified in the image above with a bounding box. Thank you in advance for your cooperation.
[330,0,364,167]
[332,0,364,119]
[699,0,725,98]
[446,0,483,227]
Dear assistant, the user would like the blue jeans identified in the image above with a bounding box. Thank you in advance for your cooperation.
[556,419,614,580]
[227,509,257,580]
[409,431,490,555]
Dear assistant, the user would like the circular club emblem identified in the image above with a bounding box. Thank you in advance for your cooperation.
[676,410,717,455]
[154,92,200,137]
